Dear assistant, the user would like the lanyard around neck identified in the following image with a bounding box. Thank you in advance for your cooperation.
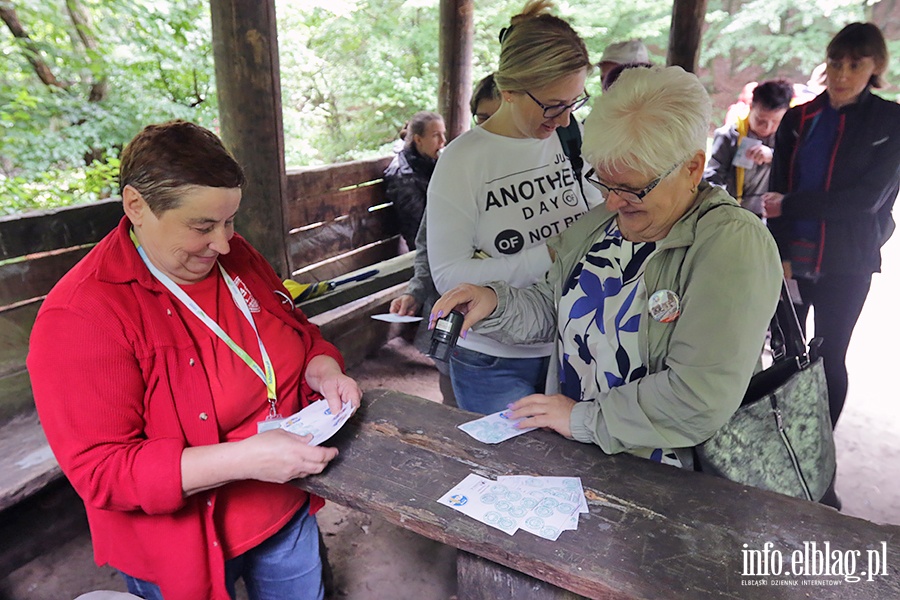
[129,229,278,410]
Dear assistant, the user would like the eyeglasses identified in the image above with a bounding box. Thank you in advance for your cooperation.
[473,113,491,125]
[585,163,681,204]
[524,90,590,119]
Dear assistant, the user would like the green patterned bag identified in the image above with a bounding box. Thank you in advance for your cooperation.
[695,284,836,501]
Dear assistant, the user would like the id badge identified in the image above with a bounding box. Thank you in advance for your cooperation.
[257,414,285,434]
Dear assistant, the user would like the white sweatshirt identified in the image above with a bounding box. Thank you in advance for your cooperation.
[427,125,603,358]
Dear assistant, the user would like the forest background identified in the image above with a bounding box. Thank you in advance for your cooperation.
[1,0,898,215]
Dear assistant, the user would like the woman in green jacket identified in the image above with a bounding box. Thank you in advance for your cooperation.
[432,66,782,469]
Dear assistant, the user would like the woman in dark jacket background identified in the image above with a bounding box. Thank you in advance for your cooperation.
[384,111,446,249]
[764,22,900,429]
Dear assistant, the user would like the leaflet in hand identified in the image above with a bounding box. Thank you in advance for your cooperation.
[457,409,537,444]
[733,137,762,169]
[437,474,587,541]
[280,399,353,446]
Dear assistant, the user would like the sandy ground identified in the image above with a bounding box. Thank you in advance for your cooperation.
[1,237,897,600]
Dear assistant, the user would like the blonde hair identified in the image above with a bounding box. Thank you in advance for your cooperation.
[494,0,591,93]
[583,66,711,177]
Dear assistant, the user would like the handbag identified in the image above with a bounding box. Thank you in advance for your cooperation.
[694,281,836,501]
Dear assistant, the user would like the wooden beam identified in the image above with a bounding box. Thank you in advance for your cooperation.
[666,0,709,73]
[438,0,474,141]
[209,0,290,277]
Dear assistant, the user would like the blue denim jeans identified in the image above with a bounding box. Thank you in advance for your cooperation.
[449,346,549,415]
[121,504,323,600]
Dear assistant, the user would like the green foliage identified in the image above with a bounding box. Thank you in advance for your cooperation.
[0,155,120,216]
[0,0,217,213]
[3,0,898,213]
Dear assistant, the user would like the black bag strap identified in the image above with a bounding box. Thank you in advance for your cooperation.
[556,116,585,201]
[770,281,819,367]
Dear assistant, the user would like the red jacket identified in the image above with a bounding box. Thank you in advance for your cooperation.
[27,217,343,599]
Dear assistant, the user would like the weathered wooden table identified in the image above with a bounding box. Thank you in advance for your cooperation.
[294,389,900,599]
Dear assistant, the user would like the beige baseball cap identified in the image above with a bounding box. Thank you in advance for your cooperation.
[599,40,649,66]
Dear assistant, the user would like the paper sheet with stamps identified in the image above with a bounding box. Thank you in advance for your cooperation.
[437,473,587,541]
[457,409,537,444]
[280,399,353,446]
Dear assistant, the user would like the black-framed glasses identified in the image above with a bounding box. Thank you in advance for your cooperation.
[524,90,590,119]
[585,162,681,204]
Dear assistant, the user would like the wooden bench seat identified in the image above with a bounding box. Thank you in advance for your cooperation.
[294,389,900,600]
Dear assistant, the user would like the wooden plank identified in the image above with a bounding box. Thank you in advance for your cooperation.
[294,390,900,600]
[296,253,414,317]
[457,552,586,600]
[0,478,86,579]
[0,246,91,307]
[0,199,121,261]
[0,371,34,424]
[0,300,40,379]
[285,181,387,231]
[293,238,402,285]
[0,410,60,512]
[309,283,412,369]
[286,156,391,203]
[286,208,400,273]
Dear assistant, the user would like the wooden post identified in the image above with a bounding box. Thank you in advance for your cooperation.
[666,0,709,73]
[209,0,290,277]
[438,0,474,141]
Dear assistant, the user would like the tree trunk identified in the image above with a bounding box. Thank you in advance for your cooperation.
[666,0,709,73]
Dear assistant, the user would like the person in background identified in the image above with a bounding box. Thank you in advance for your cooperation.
[705,79,794,217]
[28,121,362,600]
[764,22,900,430]
[602,61,653,91]
[723,81,757,126]
[427,0,603,415]
[471,73,502,125]
[432,66,781,470]
[384,111,446,250]
[390,73,501,407]
[597,39,649,82]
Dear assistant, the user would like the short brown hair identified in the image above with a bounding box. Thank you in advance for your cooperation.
[827,22,889,89]
[119,120,245,215]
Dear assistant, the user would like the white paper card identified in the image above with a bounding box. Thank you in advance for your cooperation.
[437,474,520,535]
[280,399,353,446]
[438,474,588,540]
[370,313,423,323]
[457,409,537,444]
[733,137,762,169]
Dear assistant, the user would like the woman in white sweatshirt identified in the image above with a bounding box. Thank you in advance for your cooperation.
[427,0,602,414]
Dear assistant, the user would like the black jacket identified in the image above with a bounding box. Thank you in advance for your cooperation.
[768,89,900,275]
[384,146,436,250]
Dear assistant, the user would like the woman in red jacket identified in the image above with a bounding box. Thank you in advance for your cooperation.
[27,121,361,600]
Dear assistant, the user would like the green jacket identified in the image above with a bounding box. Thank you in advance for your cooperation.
[479,183,782,463]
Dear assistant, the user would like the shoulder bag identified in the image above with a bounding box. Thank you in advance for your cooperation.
[694,282,836,501]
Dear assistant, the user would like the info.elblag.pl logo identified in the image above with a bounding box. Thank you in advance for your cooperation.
[740,541,890,586]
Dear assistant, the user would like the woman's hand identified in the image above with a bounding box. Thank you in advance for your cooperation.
[508,393,576,439]
[429,283,498,337]
[390,294,421,316]
[239,429,340,483]
[762,192,784,218]
[305,355,362,414]
[181,429,340,495]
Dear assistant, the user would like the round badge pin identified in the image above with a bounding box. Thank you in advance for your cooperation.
[648,289,681,323]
